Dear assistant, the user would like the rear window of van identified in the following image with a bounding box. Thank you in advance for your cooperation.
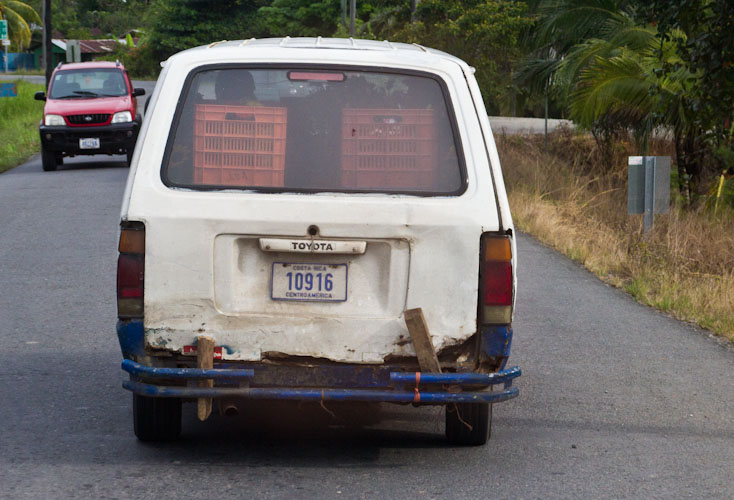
[162,66,465,195]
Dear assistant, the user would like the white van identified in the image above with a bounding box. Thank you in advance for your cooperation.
[117,37,521,445]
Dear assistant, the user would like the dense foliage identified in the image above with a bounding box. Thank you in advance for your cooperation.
[30,0,732,205]
[1,0,41,48]
[34,0,535,114]
[521,0,734,202]
[26,0,149,38]
[369,0,534,115]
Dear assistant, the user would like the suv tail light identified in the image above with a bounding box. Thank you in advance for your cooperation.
[479,234,513,325]
[117,222,145,318]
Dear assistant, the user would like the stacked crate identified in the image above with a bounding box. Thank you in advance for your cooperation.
[194,105,287,187]
[341,109,438,190]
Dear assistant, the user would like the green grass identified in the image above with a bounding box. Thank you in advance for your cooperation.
[0,80,45,173]
[7,69,45,76]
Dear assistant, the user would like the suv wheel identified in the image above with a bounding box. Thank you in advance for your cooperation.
[126,150,133,167]
[41,146,57,171]
[445,403,491,446]
[133,393,182,442]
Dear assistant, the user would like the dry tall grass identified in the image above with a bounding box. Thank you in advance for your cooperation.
[498,128,734,341]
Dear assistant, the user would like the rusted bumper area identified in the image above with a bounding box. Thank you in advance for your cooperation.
[121,359,521,405]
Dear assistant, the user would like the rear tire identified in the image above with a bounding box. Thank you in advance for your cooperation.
[126,150,133,167]
[445,403,491,446]
[133,393,182,442]
[41,146,57,171]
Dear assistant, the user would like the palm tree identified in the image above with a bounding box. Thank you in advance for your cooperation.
[0,0,41,50]
[520,0,705,198]
[569,31,704,198]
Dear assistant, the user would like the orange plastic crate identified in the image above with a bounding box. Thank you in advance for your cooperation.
[193,105,287,187]
[341,109,438,189]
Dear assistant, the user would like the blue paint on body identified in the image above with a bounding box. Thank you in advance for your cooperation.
[116,320,146,358]
[480,325,513,368]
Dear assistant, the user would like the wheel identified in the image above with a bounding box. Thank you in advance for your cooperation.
[133,393,182,442]
[55,153,64,165]
[41,146,57,171]
[445,403,491,446]
[126,150,133,167]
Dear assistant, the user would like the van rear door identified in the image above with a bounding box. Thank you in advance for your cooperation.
[129,64,499,363]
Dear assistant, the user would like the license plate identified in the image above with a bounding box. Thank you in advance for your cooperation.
[271,263,347,302]
[79,137,100,149]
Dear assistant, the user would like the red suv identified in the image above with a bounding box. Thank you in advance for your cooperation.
[35,61,145,171]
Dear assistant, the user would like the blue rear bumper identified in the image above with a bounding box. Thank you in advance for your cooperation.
[121,359,521,405]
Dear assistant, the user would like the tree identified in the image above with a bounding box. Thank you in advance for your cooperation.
[0,0,41,48]
[519,1,646,166]
[26,0,153,38]
[369,0,534,115]
[566,23,706,196]
[520,0,714,197]
[643,0,734,177]
[254,0,341,37]
[145,0,259,60]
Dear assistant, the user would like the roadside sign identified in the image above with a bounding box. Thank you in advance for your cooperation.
[0,82,18,97]
[0,20,7,40]
[1,39,10,46]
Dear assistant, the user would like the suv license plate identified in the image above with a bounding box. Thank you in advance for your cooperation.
[79,138,100,149]
[271,263,347,302]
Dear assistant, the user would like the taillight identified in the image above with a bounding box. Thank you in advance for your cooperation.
[479,234,513,324]
[117,222,145,318]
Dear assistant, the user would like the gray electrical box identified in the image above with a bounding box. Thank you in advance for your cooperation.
[628,156,670,214]
[628,156,670,232]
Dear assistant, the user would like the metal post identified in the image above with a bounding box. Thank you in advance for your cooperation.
[43,0,52,88]
[349,0,356,36]
[411,0,417,22]
[643,156,655,234]
[341,0,347,29]
[1,17,7,73]
[544,91,548,150]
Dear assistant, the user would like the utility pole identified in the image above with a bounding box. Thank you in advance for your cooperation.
[43,0,52,88]
[349,0,356,37]
[411,0,418,22]
[341,0,347,30]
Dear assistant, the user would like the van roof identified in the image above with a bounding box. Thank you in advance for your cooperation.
[171,37,471,71]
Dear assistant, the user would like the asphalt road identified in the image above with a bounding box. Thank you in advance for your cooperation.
[0,134,732,498]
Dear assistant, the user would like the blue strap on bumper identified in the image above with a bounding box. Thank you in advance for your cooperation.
[121,360,521,405]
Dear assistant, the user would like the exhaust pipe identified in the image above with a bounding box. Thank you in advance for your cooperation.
[219,399,240,417]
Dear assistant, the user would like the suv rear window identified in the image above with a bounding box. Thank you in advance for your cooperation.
[50,68,128,99]
[162,66,465,195]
